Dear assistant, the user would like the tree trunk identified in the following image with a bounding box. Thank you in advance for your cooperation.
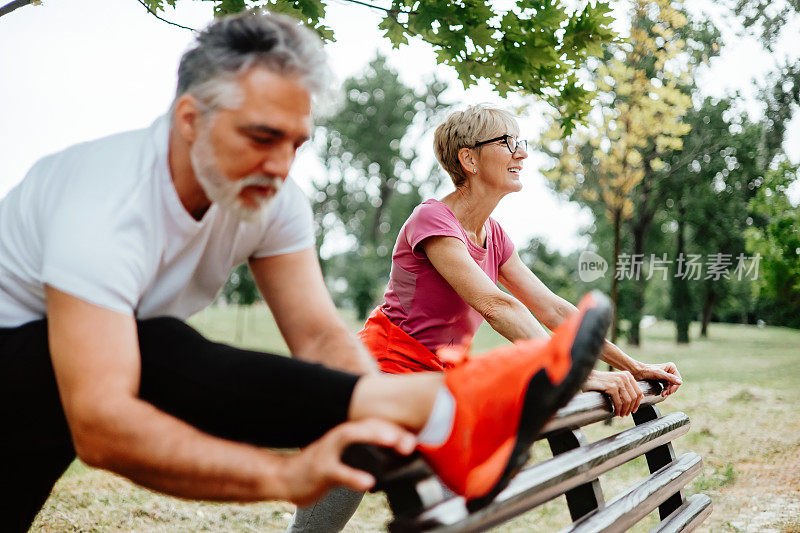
[369,176,395,245]
[628,222,648,347]
[672,203,691,344]
[628,153,656,347]
[235,304,245,344]
[611,211,621,344]
[700,288,716,337]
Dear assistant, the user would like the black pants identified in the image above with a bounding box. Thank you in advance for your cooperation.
[0,317,360,532]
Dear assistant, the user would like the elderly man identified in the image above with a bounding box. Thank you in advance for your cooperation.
[0,11,614,532]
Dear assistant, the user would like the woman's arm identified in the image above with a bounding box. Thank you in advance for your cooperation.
[423,236,549,342]
[425,242,647,415]
[499,252,682,397]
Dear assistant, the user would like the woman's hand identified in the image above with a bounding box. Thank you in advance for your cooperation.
[278,419,416,506]
[582,369,644,417]
[630,362,682,397]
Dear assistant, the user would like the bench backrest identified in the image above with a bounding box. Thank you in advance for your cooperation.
[385,380,712,533]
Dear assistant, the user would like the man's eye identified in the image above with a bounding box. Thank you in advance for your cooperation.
[251,136,276,145]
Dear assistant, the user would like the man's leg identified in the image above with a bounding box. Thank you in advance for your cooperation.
[0,315,367,531]
[0,320,76,533]
[0,292,610,527]
[136,317,363,448]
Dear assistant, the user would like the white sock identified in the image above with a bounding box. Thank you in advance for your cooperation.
[417,385,455,446]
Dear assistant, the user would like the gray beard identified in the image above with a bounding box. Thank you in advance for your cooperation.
[190,129,283,223]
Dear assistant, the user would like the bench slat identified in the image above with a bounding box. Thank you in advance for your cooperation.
[541,381,666,437]
[562,453,702,533]
[391,411,690,533]
[650,494,713,533]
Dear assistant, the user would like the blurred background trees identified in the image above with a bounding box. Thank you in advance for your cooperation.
[204,0,799,343]
[312,55,449,318]
[541,0,698,343]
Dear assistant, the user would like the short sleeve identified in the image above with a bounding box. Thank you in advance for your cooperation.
[41,198,150,315]
[490,218,515,266]
[405,201,467,256]
[251,179,315,258]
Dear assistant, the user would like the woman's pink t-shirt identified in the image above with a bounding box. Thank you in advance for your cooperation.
[380,199,515,352]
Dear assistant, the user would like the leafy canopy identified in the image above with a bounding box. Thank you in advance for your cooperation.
[542,0,692,225]
[143,0,617,133]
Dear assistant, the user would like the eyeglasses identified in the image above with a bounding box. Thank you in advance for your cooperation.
[473,134,527,154]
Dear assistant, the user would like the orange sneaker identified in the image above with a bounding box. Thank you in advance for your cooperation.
[417,291,612,510]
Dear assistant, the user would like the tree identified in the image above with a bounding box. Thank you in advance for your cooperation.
[0,0,618,132]
[619,3,721,345]
[313,54,448,318]
[662,98,764,340]
[730,0,800,158]
[729,0,800,51]
[542,0,693,343]
[745,161,800,328]
[220,262,262,342]
[517,237,583,304]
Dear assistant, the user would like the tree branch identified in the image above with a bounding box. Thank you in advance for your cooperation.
[331,0,394,14]
[0,0,34,18]
[134,0,196,32]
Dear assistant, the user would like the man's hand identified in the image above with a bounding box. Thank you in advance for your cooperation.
[280,419,416,507]
[631,362,682,397]
[582,369,644,417]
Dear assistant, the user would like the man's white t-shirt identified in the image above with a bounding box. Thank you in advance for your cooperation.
[0,116,314,328]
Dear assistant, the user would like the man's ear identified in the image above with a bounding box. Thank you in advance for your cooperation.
[173,94,203,144]
[457,147,476,174]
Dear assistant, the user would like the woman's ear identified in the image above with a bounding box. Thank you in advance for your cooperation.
[458,147,477,174]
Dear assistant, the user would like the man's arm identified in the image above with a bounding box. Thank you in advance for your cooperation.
[249,248,376,374]
[45,286,401,503]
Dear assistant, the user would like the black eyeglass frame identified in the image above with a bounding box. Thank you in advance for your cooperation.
[472,134,527,154]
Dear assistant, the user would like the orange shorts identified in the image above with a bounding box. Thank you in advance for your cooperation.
[359,308,452,374]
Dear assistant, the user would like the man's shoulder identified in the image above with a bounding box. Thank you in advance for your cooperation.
[16,120,168,221]
[48,121,161,175]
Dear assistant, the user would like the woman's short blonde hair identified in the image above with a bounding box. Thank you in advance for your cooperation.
[433,105,519,187]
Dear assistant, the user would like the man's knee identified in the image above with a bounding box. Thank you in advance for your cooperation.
[137,316,193,337]
[136,316,207,356]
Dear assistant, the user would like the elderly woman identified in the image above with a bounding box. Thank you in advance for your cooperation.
[360,105,681,402]
[287,105,682,532]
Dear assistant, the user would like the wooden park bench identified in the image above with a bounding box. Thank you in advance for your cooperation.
[346,380,712,532]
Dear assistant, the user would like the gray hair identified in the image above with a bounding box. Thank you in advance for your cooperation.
[434,105,519,187]
[171,10,332,116]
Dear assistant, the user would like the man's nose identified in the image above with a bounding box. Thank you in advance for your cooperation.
[262,143,295,179]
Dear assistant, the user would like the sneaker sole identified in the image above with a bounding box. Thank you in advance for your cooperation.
[466,291,613,511]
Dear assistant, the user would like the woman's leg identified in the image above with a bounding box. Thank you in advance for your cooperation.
[286,487,365,533]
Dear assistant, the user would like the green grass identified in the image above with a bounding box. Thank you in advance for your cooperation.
[31,308,800,532]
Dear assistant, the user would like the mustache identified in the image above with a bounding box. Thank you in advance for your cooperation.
[235,175,284,192]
